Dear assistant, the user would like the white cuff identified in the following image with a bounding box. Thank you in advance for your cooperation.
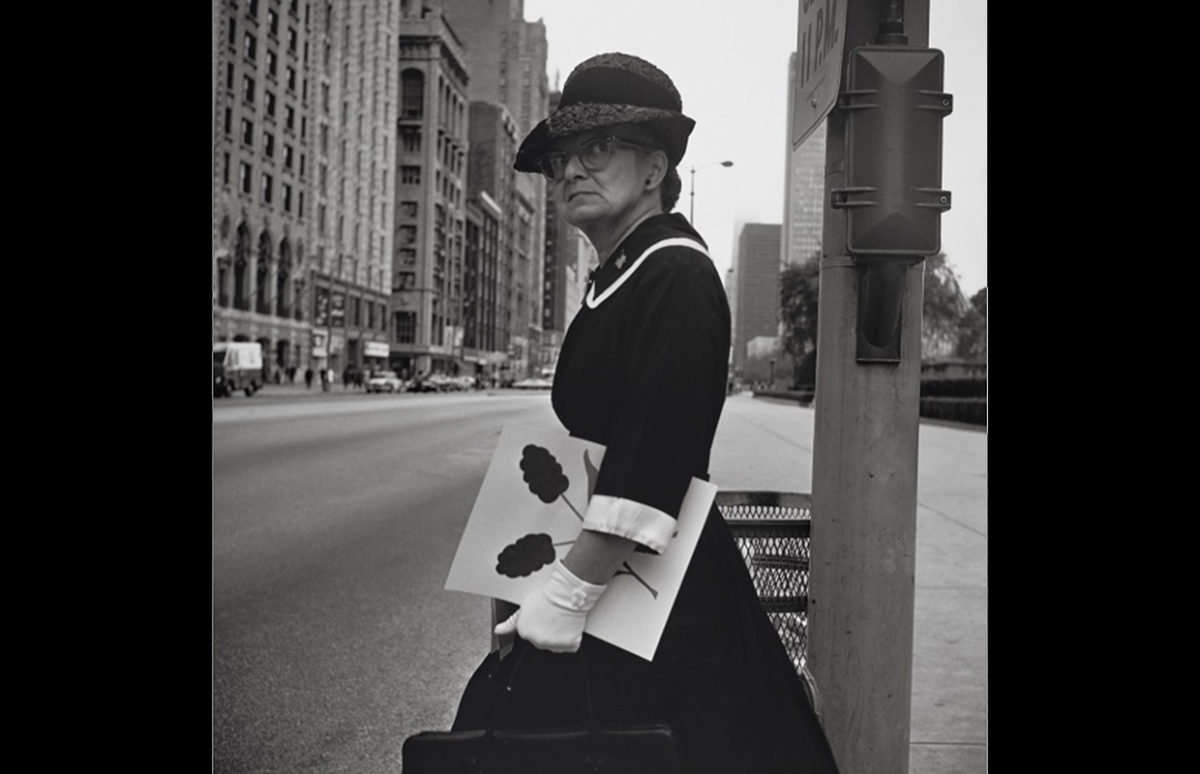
[582,494,677,555]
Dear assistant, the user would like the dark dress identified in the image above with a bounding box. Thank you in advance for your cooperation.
[453,213,838,773]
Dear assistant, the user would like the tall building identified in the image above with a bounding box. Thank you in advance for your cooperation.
[390,2,471,377]
[733,223,783,380]
[465,100,520,381]
[310,0,397,378]
[439,0,549,378]
[213,0,322,378]
[212,0,396,383]
[783,52,826,268]
[538,89,596,373]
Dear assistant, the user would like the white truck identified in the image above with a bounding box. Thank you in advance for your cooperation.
[213,341,264,397]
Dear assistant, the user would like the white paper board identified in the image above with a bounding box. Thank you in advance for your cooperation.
[444,423,716,661]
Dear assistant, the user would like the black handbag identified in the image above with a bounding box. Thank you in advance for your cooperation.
[402,642,679,774]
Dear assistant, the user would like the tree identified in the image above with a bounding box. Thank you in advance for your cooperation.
[780,254,821,386]
[922,253,967,359]
[954,287,987,360]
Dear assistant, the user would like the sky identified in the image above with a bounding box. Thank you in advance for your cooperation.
[520,0,987,298]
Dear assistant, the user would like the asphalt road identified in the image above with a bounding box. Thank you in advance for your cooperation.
[213,390,561,774]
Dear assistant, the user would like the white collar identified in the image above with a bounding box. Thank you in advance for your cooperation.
[585,237,710,309]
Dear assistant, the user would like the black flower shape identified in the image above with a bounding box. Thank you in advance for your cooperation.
[496,533,556,578]
[520,444,569,503]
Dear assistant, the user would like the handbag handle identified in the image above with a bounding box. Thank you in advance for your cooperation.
[481,640,607,770]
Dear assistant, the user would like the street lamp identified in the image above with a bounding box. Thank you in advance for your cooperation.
[689,160,734,224]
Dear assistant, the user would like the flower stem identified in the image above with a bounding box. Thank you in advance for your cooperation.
[617,562,658,599]
[560,493,584,521]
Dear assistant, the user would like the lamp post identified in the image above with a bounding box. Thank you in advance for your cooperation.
[688,160,734,224]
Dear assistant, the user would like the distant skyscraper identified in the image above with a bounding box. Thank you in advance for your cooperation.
[439,0,549,377]
[733,223,783,378]
[783,52,826,268]
[466,100,520,373]
[391,3,471,377]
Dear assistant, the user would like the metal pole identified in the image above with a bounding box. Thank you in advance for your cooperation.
[808,2,930,773]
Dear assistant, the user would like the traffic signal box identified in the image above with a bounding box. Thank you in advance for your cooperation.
[830,45,952,361]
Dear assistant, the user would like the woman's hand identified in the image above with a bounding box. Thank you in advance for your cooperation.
[494,559,607,653]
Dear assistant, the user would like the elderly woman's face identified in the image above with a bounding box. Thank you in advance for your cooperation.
[547,129,660,233]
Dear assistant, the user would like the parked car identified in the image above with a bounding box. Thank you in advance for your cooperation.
[365,370,404,393]
[512,377,553,390]
[407,374,439,392]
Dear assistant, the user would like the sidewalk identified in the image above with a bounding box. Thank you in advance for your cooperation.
[711,394,987,774]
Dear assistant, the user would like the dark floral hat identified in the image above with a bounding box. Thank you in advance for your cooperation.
[514,52,696,173]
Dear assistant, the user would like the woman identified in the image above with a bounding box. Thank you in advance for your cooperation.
[454,52,838,773]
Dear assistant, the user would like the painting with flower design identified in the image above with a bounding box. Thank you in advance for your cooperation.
[444,422,715,661]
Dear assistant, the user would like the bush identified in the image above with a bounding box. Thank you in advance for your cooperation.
[920,378,987,398]
[919,397,987,426]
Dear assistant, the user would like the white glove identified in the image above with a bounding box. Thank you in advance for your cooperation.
[494,559,607,653]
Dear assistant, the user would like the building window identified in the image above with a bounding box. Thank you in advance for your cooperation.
[240,162,253,194]
[262,173,273,203]
[401,70,424,119]
[228,18,237,47]
[284,143,293,169]
[400,126,420,153]
[224,107,233,136]
[283,183,293,212]
[401,166,420,185]
[399,248,416,265]
[299,153,306,177]
[286,66,296,92]
[241,118,254,146]
[299,191,305,219]
[248,0,259,15]
[243,75,255,103]
[395,311,416,343]
[319,163,327,190]
[265,90,276,117]
[301,116,307,140]
[266,49,277,77]
[223,152,231,185]
[244,32,257,61]
[284,104,294,132]
[399,225,417,244]
[401,201,418,218]
[226,62,234,91]
[288,27,297,53]
[267,7,278,36]
[318,204,326,236]
[321,83,330,113]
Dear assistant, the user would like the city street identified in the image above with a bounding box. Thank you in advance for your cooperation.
[213,389,987,773]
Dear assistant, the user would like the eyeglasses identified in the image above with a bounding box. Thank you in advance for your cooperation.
[538,134,652,182]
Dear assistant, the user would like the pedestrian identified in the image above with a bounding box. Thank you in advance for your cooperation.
[450,53,838,773]
[304,367,313,389]
[287,365,296,384]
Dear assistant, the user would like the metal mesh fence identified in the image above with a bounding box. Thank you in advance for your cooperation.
[717,491,812,673]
